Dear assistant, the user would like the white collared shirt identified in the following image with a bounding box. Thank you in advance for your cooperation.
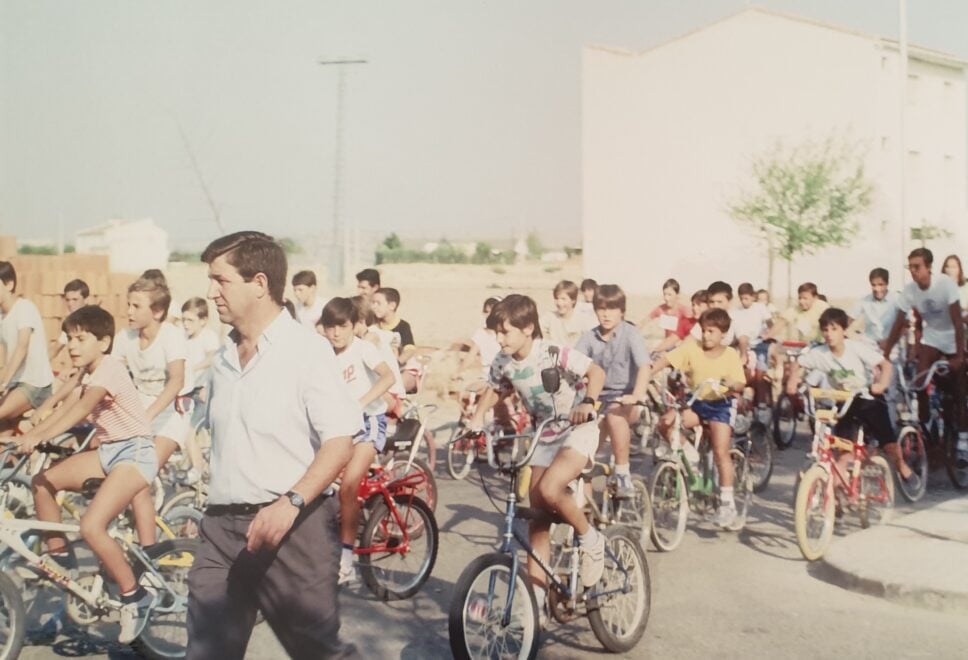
[207,310,363,505]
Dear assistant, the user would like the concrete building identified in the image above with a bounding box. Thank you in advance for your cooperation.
[75,218,170,273]
[582,7,968,299]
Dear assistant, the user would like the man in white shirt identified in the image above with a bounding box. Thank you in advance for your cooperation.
[188,232,362,660]
[884,248,968,464]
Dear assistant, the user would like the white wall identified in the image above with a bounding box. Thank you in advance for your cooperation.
[76,219,170,273]
[582,9,968,303]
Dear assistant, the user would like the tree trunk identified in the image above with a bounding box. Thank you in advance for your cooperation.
[786,258,793,307]
[766,234,775,299]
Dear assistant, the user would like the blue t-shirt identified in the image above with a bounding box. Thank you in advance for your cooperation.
[574,321,650,400]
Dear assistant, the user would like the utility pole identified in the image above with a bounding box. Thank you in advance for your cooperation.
[318,57,367,287]
[898,0,909,269]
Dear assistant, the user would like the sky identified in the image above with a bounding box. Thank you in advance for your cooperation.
[1,0,966,250]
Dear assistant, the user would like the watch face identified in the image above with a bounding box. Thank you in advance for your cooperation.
[288,492,305,508]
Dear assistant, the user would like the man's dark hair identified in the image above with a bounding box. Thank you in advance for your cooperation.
[0,261,17,292]
[909,247,933,267]
[356,268,381,287]
[201,231,287,306]
[291,270,317,288]
[707,281,733,300]
[869,268,889,284]
[580,278,598,293]
[64,279,90,299]
[320,297,359,328]
[699,308,731,333]
[797,282,819,297]
[62,305,115,351]
[377,287,401,309]
[490,294,542,339]
[593,284,626,313]
[662,278,680,294]
[737,282,755,297]
[819,307,849,330]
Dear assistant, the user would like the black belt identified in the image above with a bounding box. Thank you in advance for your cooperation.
[205,490,334,517]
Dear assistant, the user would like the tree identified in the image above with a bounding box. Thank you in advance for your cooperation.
[526,231,544,258]
[728,136,873,302]
[277,237,302,255]
[382,232,402,250]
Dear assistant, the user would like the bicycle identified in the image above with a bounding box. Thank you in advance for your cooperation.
[649,379,753,552]
[794,388,895,561]
[447,384,530,481]
[0,444,197,660]
[448,415,650,658]
[773,341,813,449]
[380,400,439,511]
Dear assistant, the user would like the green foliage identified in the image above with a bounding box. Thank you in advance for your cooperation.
[277,237,302,255]
[18,244,60,255]
[382,232,402,250]
[170,250,201,262]
[911,224,953,244]
[544,266,561,273]
[375,237,514,265]
[526,232,544,257]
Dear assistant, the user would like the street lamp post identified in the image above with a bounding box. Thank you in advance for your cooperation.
[318,57,367,287]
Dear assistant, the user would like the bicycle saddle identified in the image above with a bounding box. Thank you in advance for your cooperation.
[515,506,564,526]
[81,478,104,500]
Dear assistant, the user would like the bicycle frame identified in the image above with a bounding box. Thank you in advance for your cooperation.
[353,467,428,557]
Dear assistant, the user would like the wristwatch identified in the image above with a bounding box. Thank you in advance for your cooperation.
[581,396,597,406]
[284,490,306,511]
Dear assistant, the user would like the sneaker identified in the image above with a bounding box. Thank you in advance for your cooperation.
[712,503,737,529]
[338,564,358,586]
[579,531,605,588]
[37,552,78,581]
[118,589,157,644]
[612,473,635,500]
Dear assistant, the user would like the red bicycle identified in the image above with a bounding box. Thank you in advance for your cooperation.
[446,383,530,480]
[353,461,439,601]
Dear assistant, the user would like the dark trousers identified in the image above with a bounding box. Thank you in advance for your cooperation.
[187,495,358,660]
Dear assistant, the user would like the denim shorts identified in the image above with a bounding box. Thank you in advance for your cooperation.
[691,399,736,426]
[353,414,388,452]
[11,382,52,409]
[98,436,158,485]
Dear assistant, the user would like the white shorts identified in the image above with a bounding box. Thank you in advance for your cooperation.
[152,406,189,449]
[530,422,600,469]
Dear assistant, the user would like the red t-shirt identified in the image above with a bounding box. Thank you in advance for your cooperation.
[649,303,692,337]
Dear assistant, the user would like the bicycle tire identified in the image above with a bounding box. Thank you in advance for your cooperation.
[388,454,438,512]
[0,571,25,660]
[447,429,476,481]
[586,527,650,653]
[159,489,204,520]
[649,461,688,552]
[448,553,539,660]
[160,506,203,540]
[859,455,894,528]
[747,421,774,493]
[942,422,968,490]
[726,448,752,532]
[773,393,798,449]
[895,426,928,502]
[359,495,438,601]
[794,465,835,561]
[613,477,652,549]
[133,538,198,660]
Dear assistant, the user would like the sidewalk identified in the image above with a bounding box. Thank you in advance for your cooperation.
[819,495,968,613]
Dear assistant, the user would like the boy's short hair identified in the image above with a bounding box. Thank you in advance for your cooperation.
[292,270,317,288]
[0,261,17,292]
[868,267,889,284]
[376,287,401,309]
[356,268,381,287]
[756,288,769,297]
[320,297,359,328]
[580,278,598,293]
[283,299,297,319]
[819,307,849,330]
[797,282,818,297]
[662,278,680,294]
[64,279,90,298]
[552,280,579,302]
[706,281,733,300]
[201,231,287,306]
[593,284,626,312]
[181,296,209,319]
[489,294,542,338]
[129,269,172,321]
[482,296,502,314]
[908,247,933,266]
[699,308,731,333]
[62,305,115,351]
[737,282,755,297]
[691,289,708,305]
[350,295,376,326]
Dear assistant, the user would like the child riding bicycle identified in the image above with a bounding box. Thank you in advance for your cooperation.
[466,294,607,621]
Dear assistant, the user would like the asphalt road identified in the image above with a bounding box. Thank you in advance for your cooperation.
[18,401,967,659]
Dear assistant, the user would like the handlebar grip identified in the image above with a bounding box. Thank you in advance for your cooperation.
[36,442,74,457]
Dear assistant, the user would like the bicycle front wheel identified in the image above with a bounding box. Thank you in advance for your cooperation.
[587,527,650,653]
[747,422,774,492]
[613,477,652,549]
[859,455,894,528]
[794,465,835,561]
[134,538,198,659]
[726,448,752,532]
[773,393,797,449]
[447,430,476,481]
[896,426,928,502]
[449,553,539,660]
[649,461,688,552]
[359,495,438,601]
[942,423,968,490]
[0,572,25,660]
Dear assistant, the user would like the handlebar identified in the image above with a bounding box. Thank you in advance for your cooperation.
[907,360,950,392]
[482,414,575,472]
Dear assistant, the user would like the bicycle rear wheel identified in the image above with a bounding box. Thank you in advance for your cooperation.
[773,393,798,449]
[725,448,752,532]
[447,430,476,481]
[942,423,968,490]
[0,572,25,660]
[859,456,894,528]
[359,495,438,601]
[449,553,539,660]
[388,454,438,512]
[649,461,688,552]
[794,465,835,561]
[134,538,198,659]
[895,426,928,502]
[747,422,773,492]
[586,527,650,653]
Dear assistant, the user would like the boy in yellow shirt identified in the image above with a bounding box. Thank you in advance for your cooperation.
[642,308,746,528]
